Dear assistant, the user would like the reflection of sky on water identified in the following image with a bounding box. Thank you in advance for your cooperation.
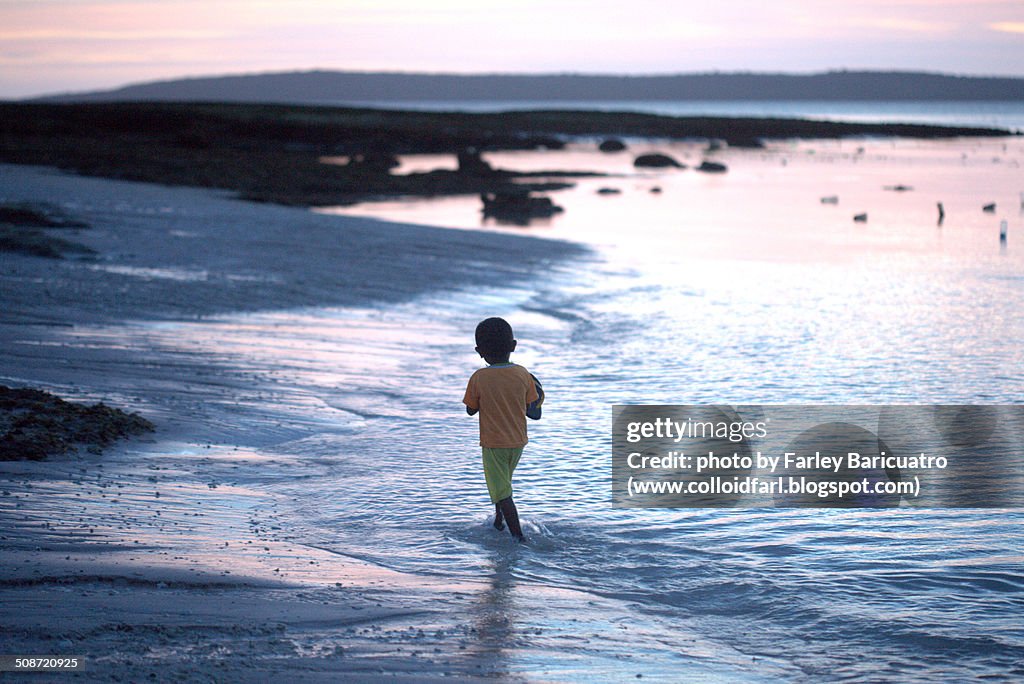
[312,137,1024,679]
[323,137,1024,260]
[42,135,1024,680]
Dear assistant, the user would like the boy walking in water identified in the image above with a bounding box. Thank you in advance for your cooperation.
[463,317,540,542]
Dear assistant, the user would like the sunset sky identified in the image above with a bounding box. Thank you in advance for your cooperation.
[2,0,1023,98]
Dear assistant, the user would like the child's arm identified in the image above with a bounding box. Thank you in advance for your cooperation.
[463,373,479,416]
[526,373,544,420]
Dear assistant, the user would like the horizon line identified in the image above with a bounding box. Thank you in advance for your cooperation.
[29,66,1024,100]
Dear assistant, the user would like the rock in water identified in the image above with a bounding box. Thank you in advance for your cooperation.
[346,150,400,172]
[480,191,564,225]
[457,149,496,176]
[696,160,728,173]
[634,153,685,169]
[599,138,627,152]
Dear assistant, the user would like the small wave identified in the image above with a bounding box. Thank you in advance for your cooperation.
[520,304,590,325]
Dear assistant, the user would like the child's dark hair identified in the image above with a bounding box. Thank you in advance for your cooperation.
[475,317,515,359]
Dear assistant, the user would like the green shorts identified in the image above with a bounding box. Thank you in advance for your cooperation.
[481,447,523,503]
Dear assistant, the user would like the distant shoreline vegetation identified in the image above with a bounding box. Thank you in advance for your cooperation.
[29,70,1024,105]
[0,102,1016,208]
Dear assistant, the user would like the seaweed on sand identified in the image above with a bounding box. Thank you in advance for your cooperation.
[0,202,94,258]
[0,386,154,460]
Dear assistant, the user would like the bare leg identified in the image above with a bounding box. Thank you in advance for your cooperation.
[493,502,505,530]
[497,496,525,541]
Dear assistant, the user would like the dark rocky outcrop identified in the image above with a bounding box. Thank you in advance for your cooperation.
[345,149,400,172]
[0,103,1012,208]
[696,160,728,173]
[457,148,497,175]
[0,386,154,460]
[634,153,685,169]
[599,138,627,152]
[725,137,765,149]
[481,191,564,225]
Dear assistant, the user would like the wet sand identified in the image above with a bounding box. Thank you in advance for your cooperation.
[4,450,748,682]
[0,165,682,682]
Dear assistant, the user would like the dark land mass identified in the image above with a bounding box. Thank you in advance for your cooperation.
[0,102,1014,207]
[33,70,1024,104]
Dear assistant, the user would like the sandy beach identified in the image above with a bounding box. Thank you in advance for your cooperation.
[2,453,734,682]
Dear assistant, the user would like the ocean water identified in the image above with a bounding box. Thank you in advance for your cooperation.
[11,130,1023,678]
[146,135,1024,678]
[334,100,1024,132]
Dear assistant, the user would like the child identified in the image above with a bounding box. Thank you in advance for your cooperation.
[463,317,542,541]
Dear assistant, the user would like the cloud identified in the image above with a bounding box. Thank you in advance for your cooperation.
[989,21,1024,34]
[0,30,230,41]
[848,17,956,34]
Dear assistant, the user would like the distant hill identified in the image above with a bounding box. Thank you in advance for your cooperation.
[32,70,1024,104]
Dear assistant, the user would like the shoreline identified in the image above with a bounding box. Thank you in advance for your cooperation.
[0,102,1015,208]
[4,445,766,682]
[0,164,654,680]
[0,162,591,445]
[0,164,588,325]
[2,454,780,683]
[0,163,780,681]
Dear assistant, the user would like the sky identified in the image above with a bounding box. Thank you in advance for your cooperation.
[2,0,1023,98]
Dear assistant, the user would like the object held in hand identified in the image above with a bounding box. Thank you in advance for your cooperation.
[526,374,545,420]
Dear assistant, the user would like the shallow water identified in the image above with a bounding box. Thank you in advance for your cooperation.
[112,286,1024,679]
[79,137,1021,678]
[332,100,1024,132]
[14,136,1024,679]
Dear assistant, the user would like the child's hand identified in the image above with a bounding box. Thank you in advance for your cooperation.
[526,374,544,420]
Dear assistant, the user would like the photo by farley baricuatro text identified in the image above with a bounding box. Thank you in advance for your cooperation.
[611,405,1024,508]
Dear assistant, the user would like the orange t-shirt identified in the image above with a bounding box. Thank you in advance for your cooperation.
[463,363,539,448]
